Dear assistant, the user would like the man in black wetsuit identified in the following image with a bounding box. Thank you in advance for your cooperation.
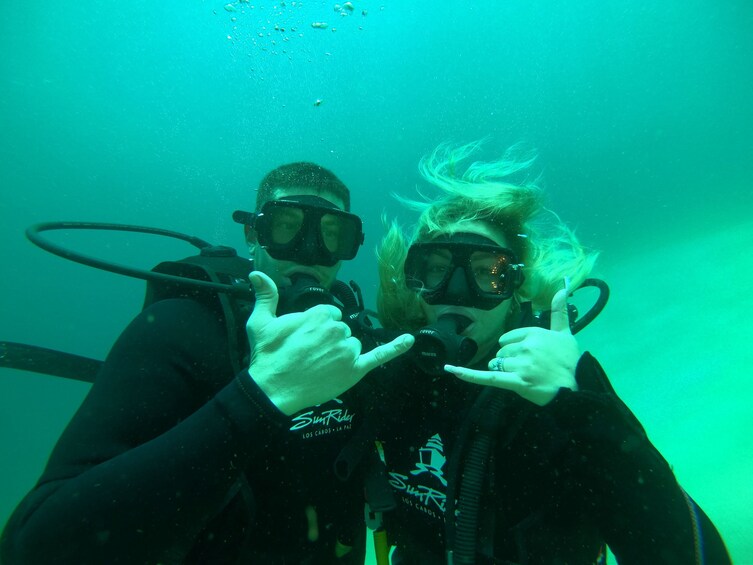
[0,162,413,564]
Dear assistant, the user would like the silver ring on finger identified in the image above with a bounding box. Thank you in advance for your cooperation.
[489,356,505,372]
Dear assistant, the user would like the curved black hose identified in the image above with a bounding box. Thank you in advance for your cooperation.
[452,428,493,564]
[447,388,508,564]
[331,279,359,312]
[571,278,610,335]
[25,222,252,298]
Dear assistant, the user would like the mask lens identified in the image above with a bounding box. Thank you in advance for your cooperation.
[320,214,341,252]
[423,249,453,289]
[405,247,454,291]
[269,207,304,245]
[320,212,361,256]
[470,251,511,294]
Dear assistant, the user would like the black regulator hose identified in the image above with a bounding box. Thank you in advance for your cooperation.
[25,222,252,298]
[570,278,610,335]
[446,387,508,564]
[331,279,359,312]
[452,425,495,564]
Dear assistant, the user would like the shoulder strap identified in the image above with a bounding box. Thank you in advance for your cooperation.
[144,246,254,374]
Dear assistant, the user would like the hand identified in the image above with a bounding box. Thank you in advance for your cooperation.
[245,271,414,415]
[444,288,580,406]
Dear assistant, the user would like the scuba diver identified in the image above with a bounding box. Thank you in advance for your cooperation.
[354,142,731,564]
[0,162,414,564]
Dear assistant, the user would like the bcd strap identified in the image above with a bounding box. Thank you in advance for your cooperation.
[144,245,254,374]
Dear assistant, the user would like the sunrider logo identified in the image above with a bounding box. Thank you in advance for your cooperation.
[388,433,447,519]
[289,397,354,438]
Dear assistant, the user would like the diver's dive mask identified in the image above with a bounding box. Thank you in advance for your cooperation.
[404,232,524,310]
[233,195,365,267]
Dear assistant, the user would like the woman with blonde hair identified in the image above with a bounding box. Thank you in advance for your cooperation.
[367,141,729,564]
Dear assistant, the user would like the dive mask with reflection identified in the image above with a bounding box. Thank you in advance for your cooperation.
[404,232,524,310]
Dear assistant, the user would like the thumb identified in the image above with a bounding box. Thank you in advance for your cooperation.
[549,288,571,334]
[248,270,279,328]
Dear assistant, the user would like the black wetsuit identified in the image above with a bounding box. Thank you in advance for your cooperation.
[370,353,731,564]
[0,297,366,564]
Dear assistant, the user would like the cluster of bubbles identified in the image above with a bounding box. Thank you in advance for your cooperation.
[218,0,374,44]
[310,1,372,30]
[215,1,381,103]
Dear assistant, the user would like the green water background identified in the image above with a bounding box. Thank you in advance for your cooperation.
[1,1,752,561]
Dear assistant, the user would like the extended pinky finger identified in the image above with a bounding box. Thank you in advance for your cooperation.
[444,365,487,382]
[445,365,522,392]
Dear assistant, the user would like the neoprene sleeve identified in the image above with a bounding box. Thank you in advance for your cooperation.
[1,299,289,564]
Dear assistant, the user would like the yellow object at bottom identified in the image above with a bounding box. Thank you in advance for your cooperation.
[372,529,390,565]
